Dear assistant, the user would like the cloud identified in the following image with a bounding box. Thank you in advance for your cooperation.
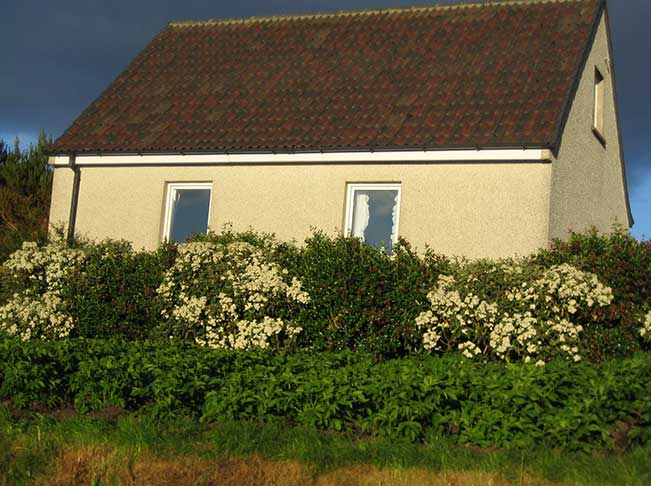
[1,0,649,235]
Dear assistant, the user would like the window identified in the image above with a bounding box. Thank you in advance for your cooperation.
[162,182,212,242]
[344,183,401,254]
[593,67,605,144]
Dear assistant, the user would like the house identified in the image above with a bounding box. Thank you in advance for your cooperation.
[47,0,632,258]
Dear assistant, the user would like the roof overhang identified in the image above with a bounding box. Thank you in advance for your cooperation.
[49,147,552,167]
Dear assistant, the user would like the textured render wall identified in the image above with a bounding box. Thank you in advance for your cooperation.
[48,166,74,234]
[549,12,630,240]
[49,162,551,259]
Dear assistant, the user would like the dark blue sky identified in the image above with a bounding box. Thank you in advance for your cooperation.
[2,0,649,238]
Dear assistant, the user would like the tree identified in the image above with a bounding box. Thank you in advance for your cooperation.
[0,132,52,200]
[0,140,7,165]
[0,132,53,262]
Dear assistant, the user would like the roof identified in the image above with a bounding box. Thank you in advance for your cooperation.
[51,0,604,155]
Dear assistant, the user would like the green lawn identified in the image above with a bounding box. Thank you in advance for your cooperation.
[1,407,649,486]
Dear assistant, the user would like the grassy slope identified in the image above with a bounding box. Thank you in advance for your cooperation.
[1,409,650,486]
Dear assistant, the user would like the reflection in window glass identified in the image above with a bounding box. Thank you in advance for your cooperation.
[594,67,605,136]
[350,187,400,254]
[168,188,211,243]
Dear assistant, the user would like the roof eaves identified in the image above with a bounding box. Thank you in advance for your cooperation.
[47,141,554,158]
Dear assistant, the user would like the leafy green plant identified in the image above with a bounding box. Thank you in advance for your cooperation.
[290,232,450,356]
[65,239,167,339]
[1,338,650,451]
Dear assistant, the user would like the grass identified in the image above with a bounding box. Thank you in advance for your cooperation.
[1,407,650,485]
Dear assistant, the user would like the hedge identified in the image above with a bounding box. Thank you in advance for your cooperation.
[535,229,651,360]
[1,338,650,451]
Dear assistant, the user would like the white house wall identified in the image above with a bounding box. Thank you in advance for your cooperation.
[549,10,631,239]
[49,160,552,259]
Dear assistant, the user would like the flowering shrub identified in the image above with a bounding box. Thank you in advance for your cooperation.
[0,229,647,361]
[158,240,308,349]
[415,274,499,357]
[0,239,167,340]
[0,241,85,339]
[536,228,651,306]
[535,228,651,359]
[416,263,614,363]
[640,311,651,344]
[2,241,85,294]
[0,293,73,340]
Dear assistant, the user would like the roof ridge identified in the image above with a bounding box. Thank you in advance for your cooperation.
[168,0,592,28]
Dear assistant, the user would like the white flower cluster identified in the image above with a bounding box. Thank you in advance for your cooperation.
[415,274,498,356]
[199,316,303,349]
[458,341,481,359]
[505,263,613,315]
[4,241,86,293]
[0,241,85,340]
[158,241,309,349]
[416,263,615,363]
[0,293,74,340]
[640,311,651,342]
[489,312,538,358]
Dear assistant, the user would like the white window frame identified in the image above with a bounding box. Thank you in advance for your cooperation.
[344,182,402,246]
[162,182,213,242]
[593,67,605,142]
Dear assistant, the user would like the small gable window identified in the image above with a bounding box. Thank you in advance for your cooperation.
[163,182,212,242]
[593,67,606,144]
[344,183,401,254]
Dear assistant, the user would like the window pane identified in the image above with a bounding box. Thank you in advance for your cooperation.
[594,68,605,134]
[169,189,211,242]
[351,189,398,253]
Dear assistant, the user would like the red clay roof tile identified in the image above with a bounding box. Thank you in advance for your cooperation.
[51,0,603,154]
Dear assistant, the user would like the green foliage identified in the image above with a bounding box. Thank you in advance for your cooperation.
[1,337,650,452]
[0,239,168,341]
[2,229,650,361]
[64,240,168,339]
[0,134,53,263]
[0,337,74,409]
[290,232,450,356]
[201,352,651,451]
[537,228,651,306]
[0,135,52,199]
[535,228,651,358]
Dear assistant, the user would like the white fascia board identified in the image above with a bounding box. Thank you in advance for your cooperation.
[50,148,549,167]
